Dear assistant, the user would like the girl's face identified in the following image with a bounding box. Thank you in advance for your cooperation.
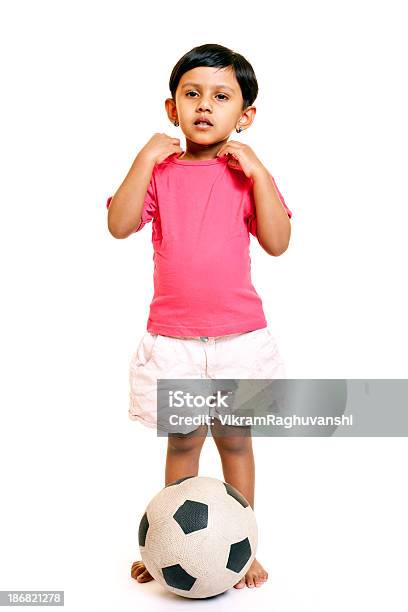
[172,66,252,146]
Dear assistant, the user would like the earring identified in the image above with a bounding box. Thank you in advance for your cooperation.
[236,126,243,133]
[173,120,179,127]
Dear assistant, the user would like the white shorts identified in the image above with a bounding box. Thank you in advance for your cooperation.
[128,327,286,431]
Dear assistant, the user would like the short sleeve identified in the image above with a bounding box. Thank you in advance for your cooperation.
[105,168,158,233]
[246,172,292,237]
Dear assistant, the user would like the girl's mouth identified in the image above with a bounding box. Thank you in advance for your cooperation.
[193,122,213,130]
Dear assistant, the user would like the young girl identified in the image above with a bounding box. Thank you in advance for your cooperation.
[106,43,293,590]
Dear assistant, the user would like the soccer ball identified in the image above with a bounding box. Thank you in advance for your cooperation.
[138,476,258,598]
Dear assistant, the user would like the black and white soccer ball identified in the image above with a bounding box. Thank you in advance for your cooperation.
[138,476,258,598]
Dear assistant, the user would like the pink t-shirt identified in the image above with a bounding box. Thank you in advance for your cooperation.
[106,151,292,337]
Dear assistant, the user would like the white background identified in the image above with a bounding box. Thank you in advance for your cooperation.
[1,0,407,610]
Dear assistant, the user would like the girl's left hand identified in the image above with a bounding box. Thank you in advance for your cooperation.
[216,142,264,179]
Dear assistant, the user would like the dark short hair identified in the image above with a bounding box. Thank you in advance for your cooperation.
[169,43,258,111]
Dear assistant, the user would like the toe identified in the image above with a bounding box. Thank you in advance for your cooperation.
[131,562,144,579]
[254,574,265,587]
[234,577,245,589]
[246,575,254,588]
[137,570,151,582]
[130,565,142,578]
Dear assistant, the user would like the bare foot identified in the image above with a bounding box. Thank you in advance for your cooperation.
[234,558,268,589]
[131,560,154,583]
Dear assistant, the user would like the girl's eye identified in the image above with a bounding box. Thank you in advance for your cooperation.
[186,92,228,100]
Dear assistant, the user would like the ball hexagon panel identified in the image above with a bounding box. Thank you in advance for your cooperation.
[209,497,257,546]
[138,512,149,547]
[173,500,208,534]
[226,537,252,573]
[179,531,217,579]
[162,563,197,591]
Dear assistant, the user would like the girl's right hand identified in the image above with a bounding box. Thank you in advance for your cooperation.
[140,133,183,165]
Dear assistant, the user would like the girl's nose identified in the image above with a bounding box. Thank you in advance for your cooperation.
[197,101,212,112]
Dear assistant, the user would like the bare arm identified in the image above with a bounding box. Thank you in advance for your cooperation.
[213,141,292,257]
[107,133,182,239]
[107,152,155,239]
[252,167,291,256]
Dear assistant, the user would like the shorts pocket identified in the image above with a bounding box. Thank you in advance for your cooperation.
[249,329,284,377]
[132,332,161,368]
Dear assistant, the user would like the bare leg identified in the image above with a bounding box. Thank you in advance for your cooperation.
[165,424,208,485]
[132,424,208,583]
[211,419,268,589]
